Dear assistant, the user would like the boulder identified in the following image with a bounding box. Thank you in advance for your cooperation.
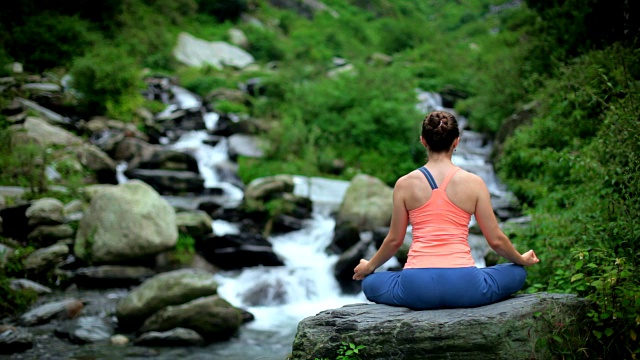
[139,295,243,342]
[74,180,178,264]
[173,32,254,69]
[291,293,588,360]
[335,174,393,231]
[115,268,218,331]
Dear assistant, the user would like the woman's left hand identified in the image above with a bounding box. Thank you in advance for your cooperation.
[353,259,374,280]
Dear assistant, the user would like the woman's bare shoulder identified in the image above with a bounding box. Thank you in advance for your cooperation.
[455,168,486,187]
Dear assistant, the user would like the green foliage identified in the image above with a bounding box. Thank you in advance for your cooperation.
[196,0,248,22]
[178,66,237,97]
[0,243,38,319]
[313,341,366,360]
[70,46,144,118]
[0,128,49,194]
[499,44,640,359]
[6,13,95,72]
[174,233,196,264]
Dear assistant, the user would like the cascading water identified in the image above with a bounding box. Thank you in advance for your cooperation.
[114,88,510,359]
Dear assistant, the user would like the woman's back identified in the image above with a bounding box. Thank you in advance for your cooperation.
[398,164,482,215]
[403,166,476,268]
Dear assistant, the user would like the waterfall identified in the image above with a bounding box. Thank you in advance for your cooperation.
[114,87,506,358]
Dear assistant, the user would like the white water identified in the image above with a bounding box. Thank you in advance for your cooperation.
[118,88,504,358]
[165,129,365,359]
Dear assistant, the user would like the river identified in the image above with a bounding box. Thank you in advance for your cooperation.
[7,90,510,360]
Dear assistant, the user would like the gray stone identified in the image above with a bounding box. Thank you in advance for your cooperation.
[139,295,243,342]
[23,242,69,272]
[173,32,254,70]
[291,293,588,360]
[74,180,178,263]
[115,268,218,331]
[134,327,204,347]
[0,327,33,354]
[20,298,84,326]
[25,197,65,227]
[176,210,213,240]
[27,224,74,245]
[20,116,81,145]
[336,174,393,231]
[54,316,114,344]
[10,278,52,294]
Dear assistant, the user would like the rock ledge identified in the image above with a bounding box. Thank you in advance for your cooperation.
[291,293,587,360]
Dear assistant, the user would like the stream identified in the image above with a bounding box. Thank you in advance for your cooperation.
[6,90,513,360]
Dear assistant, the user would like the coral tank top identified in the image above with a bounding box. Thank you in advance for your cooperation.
[404,167,476,269]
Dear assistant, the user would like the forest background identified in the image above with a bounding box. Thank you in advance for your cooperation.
[0,0,638,358]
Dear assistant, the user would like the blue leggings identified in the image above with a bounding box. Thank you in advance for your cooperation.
[362,264,526,310]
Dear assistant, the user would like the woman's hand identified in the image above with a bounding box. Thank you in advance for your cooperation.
[353,259,374,280]
[520,250,540,266]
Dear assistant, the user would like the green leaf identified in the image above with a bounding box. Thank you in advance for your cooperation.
[571,273,584,282]
[604,328,614,337]
[575,260,584,269]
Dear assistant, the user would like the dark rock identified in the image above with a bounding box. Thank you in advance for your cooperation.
[333,239,371,294]
[326,220,361,254]
[134,327,205,347]
[72,265,156,288]
[291,293,588,360]
[196,233,284,270]
[0,327,34,354]
[54,316,114,344]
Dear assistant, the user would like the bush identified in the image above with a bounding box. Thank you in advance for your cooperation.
[70,46,144,118]
[8,13,94,72]
[196,0,248,22]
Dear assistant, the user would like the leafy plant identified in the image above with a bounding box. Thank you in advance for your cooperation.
[314,341,366,360]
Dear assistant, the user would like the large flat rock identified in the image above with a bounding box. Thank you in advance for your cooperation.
[291,293,587,360]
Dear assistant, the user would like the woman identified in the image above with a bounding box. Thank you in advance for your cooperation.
[353,110,539,310]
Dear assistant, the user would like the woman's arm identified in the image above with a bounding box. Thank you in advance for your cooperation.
[473,177,539,266]
[353,179,409,280]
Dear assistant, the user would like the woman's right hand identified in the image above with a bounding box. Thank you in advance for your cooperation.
[353,259,374,280]
[520,250,540,266]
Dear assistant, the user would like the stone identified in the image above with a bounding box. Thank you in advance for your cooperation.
[336,174,393,231]
[291,293,588,360]
[115,268,218,331]
[139,295,243,342]
[74,180,178,264]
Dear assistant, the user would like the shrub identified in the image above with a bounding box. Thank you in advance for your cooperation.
[70,46,144,118]
[196,0,248,22]
[8,13,94,72]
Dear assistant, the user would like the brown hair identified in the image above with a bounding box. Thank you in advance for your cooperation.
[421,110,460,152]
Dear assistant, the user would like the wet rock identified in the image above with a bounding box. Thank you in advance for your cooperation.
[54,316,114,344]
[20,298,84,326]
[326,220,361,254]
[9,279,52,294]
[139,295,243,342]
[333,239,370,294]
[110,334,130,345]
[115,268,218,331]
[196,233,284,270]
[72,265,156,289]
[176,210,213,241]
[0,326,34,354]
[124,168,205,195]
[134,327,205,347]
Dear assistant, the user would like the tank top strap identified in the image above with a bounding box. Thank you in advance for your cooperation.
[440,167,461,190]
[418,166,438,190]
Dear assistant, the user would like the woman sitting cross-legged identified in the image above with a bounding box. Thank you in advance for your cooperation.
[353,110,540,310]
